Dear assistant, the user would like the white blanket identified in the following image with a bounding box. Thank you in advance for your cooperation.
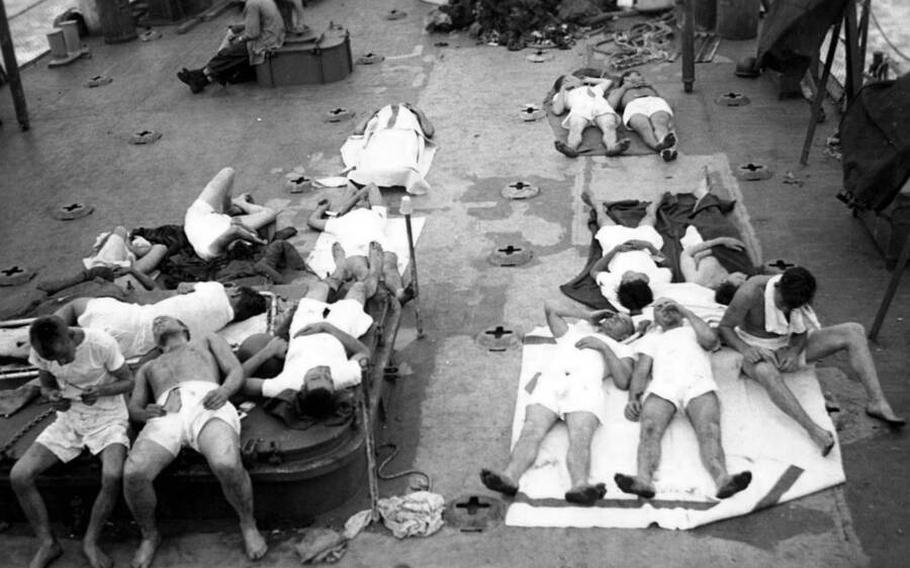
[506,326,845,529]
[305,216,426,279]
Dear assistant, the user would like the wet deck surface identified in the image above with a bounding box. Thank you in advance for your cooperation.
[1,1,909,567]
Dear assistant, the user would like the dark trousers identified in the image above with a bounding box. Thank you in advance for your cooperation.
[206,42,256,84]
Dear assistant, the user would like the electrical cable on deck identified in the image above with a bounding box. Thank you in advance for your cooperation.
[376,443,432,491]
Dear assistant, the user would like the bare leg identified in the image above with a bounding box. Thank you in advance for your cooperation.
[232,202,279,233]
[382,251,408,302]
[196,167,236,213]
[364,242,383,298]
[580,189,616,229]
[639,198,660,227]
[196,418,267,561]
[745,361,835,454]
[132,244,168,275]
[615,394,675,498]
[627,114,661,150]
[650,111,676,149]
[686,393,752,498]
[806,323,905,425]
[83,444,127,568]
[565,116,587,150]
[10,443,64,568]
[563,411,606,505]
[123,440,177,568]
[481,404,558,496]
[594,115,629,156]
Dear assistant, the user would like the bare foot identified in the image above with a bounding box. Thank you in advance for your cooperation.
[614,473,655,499]
[130,533,161,568]
[410,179,430,195]
[811,429,836,457]
[480,468,518,497]
[83,541,113,568]
[331,242,347,267]
[580,187,595,209]
[605,138,631,156]
[29,539,62,568]
[554,140,580,158]
[564,483,607,506]
[241,525,268,561]
[866,401,906,427]
[716,471,752,499]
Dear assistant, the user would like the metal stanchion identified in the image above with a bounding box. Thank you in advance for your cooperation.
[400,196,424,338]
[358,358,380,522]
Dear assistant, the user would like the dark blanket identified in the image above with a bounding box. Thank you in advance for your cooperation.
[756,0,849,77]
[560,192,757,309]
[838,74,910,212]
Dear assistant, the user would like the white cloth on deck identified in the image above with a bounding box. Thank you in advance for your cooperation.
[342,104,436,194]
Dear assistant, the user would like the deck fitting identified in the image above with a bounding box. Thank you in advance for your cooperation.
[715,92,750,106]
[445,494,504,532]
[734,162,772,181]
[0,264,35,287]
[51,202,94,220]
[502,181,540,200]
[324,108,355,123]
[519,104,545,122]
[475,325,522,352]
[488,244,533,266]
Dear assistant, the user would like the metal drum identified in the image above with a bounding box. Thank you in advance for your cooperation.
[257,24,353,87]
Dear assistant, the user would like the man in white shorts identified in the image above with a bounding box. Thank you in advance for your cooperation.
[124,315,267,568]
[11,316,133,568]
[308,182,411,304]
[616,298,752,500]
[719,267,904,456]
[584,189,672,314]
[54,281,266,358]
[480,301,636,506]
[241,259,376,416]
[551,73,630,158]
[184,167,279,261]
[608,70,678,161]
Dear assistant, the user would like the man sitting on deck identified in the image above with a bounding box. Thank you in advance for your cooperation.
[54,281,266,358]
[615,298,752,500]
[177,0,286,93]
[241,244,378,416]
[607,70,678,161]
[551,74,630,158]
[584,189,672,314]
[123,316,267,568]
[480,302,636,506]
[718,267,905,455]
[307,182,412,304]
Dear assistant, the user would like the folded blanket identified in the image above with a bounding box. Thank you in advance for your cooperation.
[505,327,846,529]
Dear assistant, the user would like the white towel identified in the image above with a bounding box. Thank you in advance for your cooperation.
[505,326,845,530]
[763,275,821,335]
[306,216,425,279]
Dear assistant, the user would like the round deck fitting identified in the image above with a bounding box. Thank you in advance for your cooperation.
[0,264,35,287]
[715,92,750,106]
[767,259,795,272]
[475,325,522,352]
[130,130,162,145]
[285,174,313,193]
[526,50,554,63]
[385,9,407,20]
[324,108,355,123]
[501,181,540,200]
[489,244,533,267]
[519,104,545,122]
[84,75,113,88]
[357,52,384,65]
[139,29,163,42]
[50,202,94,221]
[734,162,772,181]
[445,494,504,532]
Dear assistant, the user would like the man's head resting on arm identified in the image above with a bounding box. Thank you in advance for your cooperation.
[616,271,654,314]
[553,74,582,92]
[29,315,76,364]
[299,366,336,418]
[776,266,817,310]
[228,286,268,323]
[595,311,635,342]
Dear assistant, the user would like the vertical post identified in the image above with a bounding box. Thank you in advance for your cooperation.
[400,196,424,338]
[800,19,842,165]
[681,0,695,93]
[843,0,862,103]
[869,232,910,342]
[0,0,29,130]
[358,358,380,522]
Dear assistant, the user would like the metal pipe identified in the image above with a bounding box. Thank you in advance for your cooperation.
[400,197,424,338]
[681,0,695,93]
[0,0,30,130]
[800,19,842,165]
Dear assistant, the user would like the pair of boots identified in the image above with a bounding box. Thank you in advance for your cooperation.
[177,68,210,94]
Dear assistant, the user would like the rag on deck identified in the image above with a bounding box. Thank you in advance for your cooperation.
[377,491,446,538]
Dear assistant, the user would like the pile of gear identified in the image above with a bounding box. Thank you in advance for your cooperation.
[426,0,620,51]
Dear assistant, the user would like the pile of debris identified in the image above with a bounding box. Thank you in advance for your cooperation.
[426,0,620,51]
